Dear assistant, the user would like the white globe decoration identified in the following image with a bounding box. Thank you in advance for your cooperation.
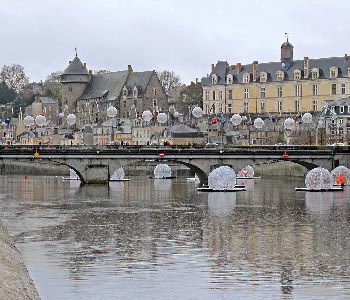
[142,110,153,122]
[154,164,172,178]
[305,167,332,190]
[284,117,295,130]
[169,106,176,114]
[208,166,236,190]
[111,167,125,180]
[231,113,242,126]
[173,111,180,118]
[238,165,254,178]
[241,115,248,122]
[23,115,35,127]
[302,112,313,124]
[157,112,168,124]
[107,106,117,118]
[66,114,77,126]
[192,107,203,118]
[58,112,65,119]
[254,117,264,129]
[35,115,46,127]
[331,166,350,185]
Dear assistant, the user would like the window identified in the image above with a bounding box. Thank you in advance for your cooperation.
[340,106,345,113]
[244,102,249,113]
[243,73,250,83]
[260,101,265,113]
[227,103,232,114]
[295,100,300,112]
[260,72,267,82]
[332,83,337,95]
[212,91,216,100]
[313,99,318,111]
[311,68,319,79]
[278,101,282,113]
[341,83,346,94]
[260,87,266,98]
[276,71,284,81]
[123,100,127,108]
[212,74,218,84]
[153,88,157,96]
[133,87,138,97]
[205,90,209,100]
[312,84,319,96]
[153,99,157,107]
[295,85,301,97]
[205,104,209,114]
[227,75,233,84]
[294,70,301,80]
[244,88,249,99]
[277,86,283,98]
[123,87,128,97]
[219,91,223,100]
[228,89,232,100]
[68,86,73,92]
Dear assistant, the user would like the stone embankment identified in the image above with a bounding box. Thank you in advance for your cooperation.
[0,220,40,300]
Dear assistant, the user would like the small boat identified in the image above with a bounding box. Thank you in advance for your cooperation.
[110,167,130,182]
[236,176,261,180]
[197,186,246,192]
[62,169,80,181]
[295,186,344,192]
[149,176,177,179]
[187,174,200,182]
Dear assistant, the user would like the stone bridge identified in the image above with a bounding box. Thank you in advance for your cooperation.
[0,145,349,184]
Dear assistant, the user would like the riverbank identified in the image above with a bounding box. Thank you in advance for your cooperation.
[0,220,40,300]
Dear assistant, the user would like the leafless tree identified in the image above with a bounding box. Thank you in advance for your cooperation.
[0,64,29,93]
[157,70,181,90]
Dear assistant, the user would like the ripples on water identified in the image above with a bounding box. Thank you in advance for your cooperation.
[0,175,350,299]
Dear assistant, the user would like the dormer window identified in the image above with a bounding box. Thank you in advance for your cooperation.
[294,69,301,80]
[260,72,267,83]
[226,74,233,84]
[133,86,138,98]
[330,66,338,78]
[243,73,250,83]
[123,87,128,97]
[276,71,284,81]
[347,68,350,77]
[212,74,218,84]
[311,68,319,79]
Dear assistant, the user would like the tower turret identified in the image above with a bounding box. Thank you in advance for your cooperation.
[280,33,293,70]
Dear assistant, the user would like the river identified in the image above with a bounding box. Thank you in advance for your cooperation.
[0,174,350,299]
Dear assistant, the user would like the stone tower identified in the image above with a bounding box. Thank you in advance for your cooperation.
[280,34,293,70]
[60,54,90,114]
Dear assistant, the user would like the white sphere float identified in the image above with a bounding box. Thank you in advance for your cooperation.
[142,110,153,122]
[106,106,117,118]
[111,167,125,180]
[66,113,77,126]
[192,107,203,118]
[231,114,242,126]
[331,166,350,185]
[173,111,180,118]
[208,166,236,190]
[154,164,172,178]
[254,117,264,129]
[305,167,332,190]
[169,106,176,114]
[157,112,168,124]
[23,115,35,127]
[302,112,313,124]
[284,117,295,130]
[35,114,46,127]
[58,112,65,119]
[238,165,255,178]
[241,115,248,122]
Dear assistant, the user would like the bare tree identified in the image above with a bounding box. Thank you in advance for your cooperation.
[46,70,62,82]
[0,64,29,93]
[157,70,181,90]
[93,69,111,75]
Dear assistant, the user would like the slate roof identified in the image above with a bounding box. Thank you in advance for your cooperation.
[202,56,350,85]
[38,97,57,104]
[170,124,197,133]
[125,71,153,93]
[79,71,129,100]
[62,56,89,75]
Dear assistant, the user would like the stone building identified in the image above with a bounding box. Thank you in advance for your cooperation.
[201,38,350,117]
[59,54,168,128]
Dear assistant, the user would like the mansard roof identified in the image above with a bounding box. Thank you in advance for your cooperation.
[62,56,89,75]
[79,71,129,100]
[202,56,350,85]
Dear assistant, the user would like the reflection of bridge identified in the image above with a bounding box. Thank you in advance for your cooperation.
[0,145,348,184]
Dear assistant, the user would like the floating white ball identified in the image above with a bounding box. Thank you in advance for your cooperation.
[192,107,203,118]
[157,112,168,124]
[142,110,153,122]
[107,106,117,118]
[66,114,77,126]
[208,166,236,190]
[305,167,332,190]
[23,115,34,127]
[154,164,172,178]
[254,117,264,129]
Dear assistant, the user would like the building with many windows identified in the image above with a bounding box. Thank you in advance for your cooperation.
[201,39,350,117]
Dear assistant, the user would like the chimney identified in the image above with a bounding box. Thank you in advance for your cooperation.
[211,63,215,71]
[69,60,72,64]
[89,70,92,75]
[252,61,258,82]
[195,78,198,83]
[84,63,86,68]
[345,54,348,61]
[237,63,242,73]
[128,65,133,73]
[303,57,309,78]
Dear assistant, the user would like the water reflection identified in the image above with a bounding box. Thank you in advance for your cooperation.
[0,176,350,300]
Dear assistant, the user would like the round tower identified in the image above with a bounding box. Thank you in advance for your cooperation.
[60,54,90,114]
[281,35,293,63]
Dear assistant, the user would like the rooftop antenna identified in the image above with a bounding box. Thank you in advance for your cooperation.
[75,47,78,57]
[285,32,289,42]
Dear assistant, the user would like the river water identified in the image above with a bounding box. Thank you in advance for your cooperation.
[0,174,350,300]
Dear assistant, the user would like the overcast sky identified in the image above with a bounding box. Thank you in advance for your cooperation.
[1,0,350,84]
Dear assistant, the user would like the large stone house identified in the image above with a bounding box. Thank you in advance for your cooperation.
[59,55,168,128]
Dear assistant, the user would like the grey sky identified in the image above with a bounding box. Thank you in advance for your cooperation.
[1,0,350,84]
